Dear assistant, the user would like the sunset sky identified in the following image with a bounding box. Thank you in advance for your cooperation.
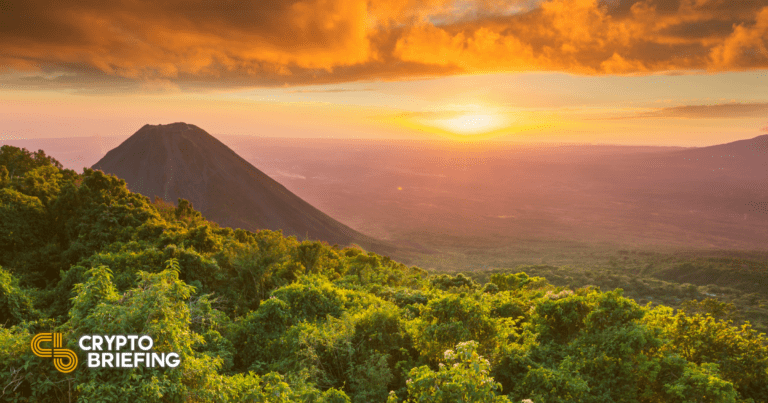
[2,0,768,145]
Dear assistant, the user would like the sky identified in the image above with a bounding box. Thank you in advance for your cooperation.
[2,0,768,146]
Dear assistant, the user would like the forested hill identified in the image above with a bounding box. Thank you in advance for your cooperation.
[1,144,767,403]
[91,122,392,254]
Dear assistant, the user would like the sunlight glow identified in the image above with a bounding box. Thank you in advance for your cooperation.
[435,113,503,134]
[381,103,527,142]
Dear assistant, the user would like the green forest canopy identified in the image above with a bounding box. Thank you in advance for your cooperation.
[1,145,767,402]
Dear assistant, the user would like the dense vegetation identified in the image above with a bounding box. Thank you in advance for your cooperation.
[407,235,768,334]
[439,260,768,336]
[1,145,767,402]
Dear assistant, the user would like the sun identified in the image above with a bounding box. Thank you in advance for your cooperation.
[436,113,502,135]
[386,103,517,141]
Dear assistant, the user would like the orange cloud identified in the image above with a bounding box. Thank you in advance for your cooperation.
[618,102,768,119]
[394,24,542,73]
[1,0,374,81]
[1,0,768,90]
[710,6,768,70]
[393,0,730,75]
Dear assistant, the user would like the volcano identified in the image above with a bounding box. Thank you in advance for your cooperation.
[92,122,393,253]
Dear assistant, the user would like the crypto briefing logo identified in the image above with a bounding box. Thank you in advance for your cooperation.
[32,333,180,373]
[31,333,78,374]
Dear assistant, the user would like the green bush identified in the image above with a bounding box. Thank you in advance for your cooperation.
[1,145,767,402]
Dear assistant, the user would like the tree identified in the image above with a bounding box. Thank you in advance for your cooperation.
[644,306,768,401]
[410,293,498,362]
[403,341,510,403]
[0,267,38,326]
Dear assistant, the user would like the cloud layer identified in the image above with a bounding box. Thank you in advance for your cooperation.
[2,0,768,90]
[641,102,768,118]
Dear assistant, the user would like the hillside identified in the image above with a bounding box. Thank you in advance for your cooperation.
[1,145,768,402]
[92,123,393,254]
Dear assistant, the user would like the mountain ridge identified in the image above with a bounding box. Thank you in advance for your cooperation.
[92,122,395,254]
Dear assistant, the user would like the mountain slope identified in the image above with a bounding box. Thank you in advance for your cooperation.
[658,134,768,179]
[92,122,392,252]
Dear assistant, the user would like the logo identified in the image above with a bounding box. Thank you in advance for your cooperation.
[79,334,180,368]
[31,333,78,373]
[32,333,180,372]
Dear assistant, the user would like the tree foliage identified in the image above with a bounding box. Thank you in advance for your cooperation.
[1,145,766,402]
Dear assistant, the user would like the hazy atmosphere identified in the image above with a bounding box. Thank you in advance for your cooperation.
[2,1,768,402]
[2,0,768,145]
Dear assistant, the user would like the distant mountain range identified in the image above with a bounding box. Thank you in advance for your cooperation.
[661,134,768,179]
[92,122,393,253]
[3,128,765,253]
